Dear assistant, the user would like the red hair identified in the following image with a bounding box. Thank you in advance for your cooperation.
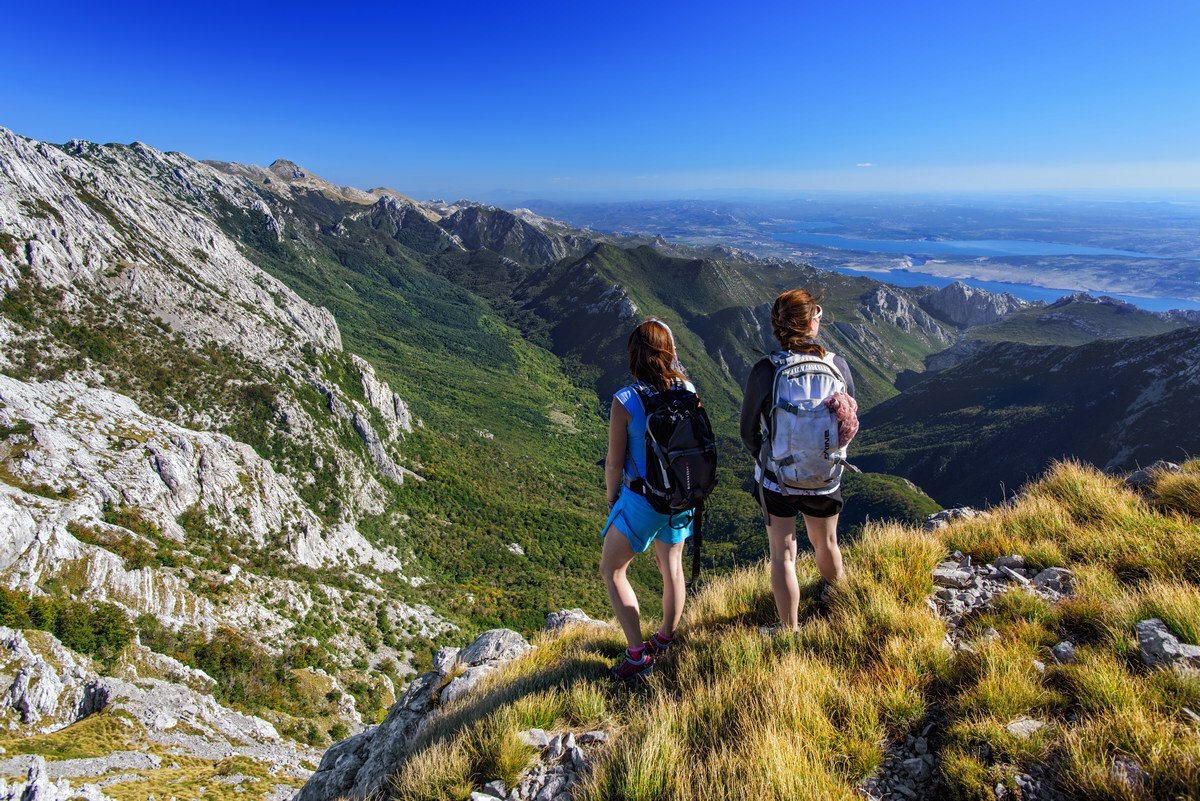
[627,319,686,391]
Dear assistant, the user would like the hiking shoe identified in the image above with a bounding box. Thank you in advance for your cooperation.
[610,652,654,681]
[819,582,835,604]
[645,632,675,655]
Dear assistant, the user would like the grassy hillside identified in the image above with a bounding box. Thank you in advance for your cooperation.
[209,192,673,633]
[385,460,1200,800]
[214,196,949,612]
[966,296,1184,347]
[855,326,1200,508]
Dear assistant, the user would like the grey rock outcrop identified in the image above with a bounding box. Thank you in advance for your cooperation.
[860,287,952,344]
[0,626,320,778]
[543,609,606,633]
[0,128,340,367]
[0,375,448,646]
[1125,460,1181,491]
[585,283,638,320]
[1136,618,1200,671]
[440,630,532,706]
[920,281,1027,327]
[0,756,83,801]
[1032,568,1076,598]
[295,628,533,801]
[437,203,591,266]
[0,627,101,730]
[924,507,984,531]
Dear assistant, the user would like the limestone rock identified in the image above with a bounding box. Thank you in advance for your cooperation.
[1005,719,1045,739]
[458,629,531,666]
[920,281,1027,328]
[1136,618,1200,671]
[432,647,461,677]
[861,287,952,344]
[1051,641,1076,664]
[993,555,1026,571]
[518,729,552,749]
[440,664,497,705]
[543,609,606,633]
[0,127,340,365]
[924,507,984,531]
[295,629,532,801]
[933,564,973,589]
[1125,460,1181,491]
[0,627,103,731]
[1033,567,1076,597]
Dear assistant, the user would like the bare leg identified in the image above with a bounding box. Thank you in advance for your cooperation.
[600,527,643,649]
[802,513,845,584]
[654,539,686,638]
[767,515,800,631]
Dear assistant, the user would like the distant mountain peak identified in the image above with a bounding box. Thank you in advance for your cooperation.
[268,158,307,180]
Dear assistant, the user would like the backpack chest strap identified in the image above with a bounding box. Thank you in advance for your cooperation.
[774,398,825,415]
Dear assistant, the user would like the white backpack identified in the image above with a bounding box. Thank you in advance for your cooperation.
[757,351,857,498]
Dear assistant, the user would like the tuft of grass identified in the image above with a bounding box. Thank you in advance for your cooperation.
[1060,707,1200,799]
[1148,468,1200,518]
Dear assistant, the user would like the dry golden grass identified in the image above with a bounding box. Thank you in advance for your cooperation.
[0,710,133,761]
[0,713,300,800]
[387,460,1200,801]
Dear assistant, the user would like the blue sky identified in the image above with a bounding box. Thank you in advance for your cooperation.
[3,0,1199,199]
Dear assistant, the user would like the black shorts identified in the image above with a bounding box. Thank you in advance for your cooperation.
[755,484,844,519]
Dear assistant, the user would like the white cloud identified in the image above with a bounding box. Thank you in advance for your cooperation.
[856,162,876,168]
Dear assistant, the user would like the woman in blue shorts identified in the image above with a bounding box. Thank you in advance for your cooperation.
[600,318,695,681]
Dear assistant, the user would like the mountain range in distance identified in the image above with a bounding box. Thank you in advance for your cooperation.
[516,196,1200,310]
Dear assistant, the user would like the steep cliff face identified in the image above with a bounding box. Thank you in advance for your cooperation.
[860,286,953,344]
[437,202,593,266]
[919,281,1028,327]
[0,129,341,367]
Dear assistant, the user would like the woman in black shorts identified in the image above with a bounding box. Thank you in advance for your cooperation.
[739,289,855,631]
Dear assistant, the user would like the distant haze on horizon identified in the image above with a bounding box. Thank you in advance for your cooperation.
[4,0,1199,202]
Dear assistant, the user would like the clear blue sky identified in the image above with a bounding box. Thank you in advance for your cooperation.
[3,0,1199,199]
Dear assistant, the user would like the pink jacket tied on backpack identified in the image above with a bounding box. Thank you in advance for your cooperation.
[824,390,859,448]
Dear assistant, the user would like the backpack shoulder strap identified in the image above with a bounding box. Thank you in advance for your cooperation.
[821,352,846,385]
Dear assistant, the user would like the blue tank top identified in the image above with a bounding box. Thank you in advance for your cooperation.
[613,380,696,482]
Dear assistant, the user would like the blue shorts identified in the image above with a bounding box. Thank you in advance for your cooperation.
[602,490,692,553]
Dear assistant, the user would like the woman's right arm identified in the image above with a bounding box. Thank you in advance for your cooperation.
[605,396,630,508]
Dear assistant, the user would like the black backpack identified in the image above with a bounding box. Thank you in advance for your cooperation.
[629,383,718,585]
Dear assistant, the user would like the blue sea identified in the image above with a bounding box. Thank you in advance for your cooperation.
[774,231,1173,259]
[773,231,1200,312]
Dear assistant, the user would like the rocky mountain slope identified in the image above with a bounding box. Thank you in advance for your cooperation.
[0,127,471,786]
[962,293,1187,347]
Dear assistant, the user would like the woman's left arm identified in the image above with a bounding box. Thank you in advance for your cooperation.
[604,396,630,508]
